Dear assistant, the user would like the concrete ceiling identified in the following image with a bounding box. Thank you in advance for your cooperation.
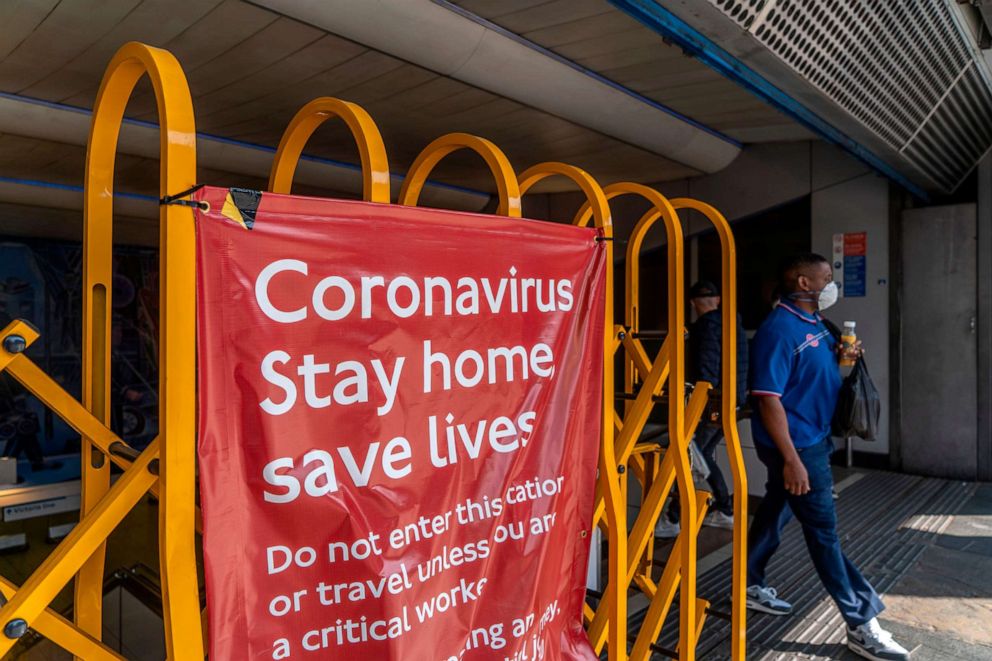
[0,0,807,240]
[449,0,813,143]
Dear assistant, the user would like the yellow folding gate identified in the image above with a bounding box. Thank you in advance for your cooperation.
[0,41,747,660]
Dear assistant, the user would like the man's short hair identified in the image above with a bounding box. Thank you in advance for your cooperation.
[780,253,829,290]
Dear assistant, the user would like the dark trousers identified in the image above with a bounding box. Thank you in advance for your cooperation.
[667,425,734,522]
[747,437,884,627]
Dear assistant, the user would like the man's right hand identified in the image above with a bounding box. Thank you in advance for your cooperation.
[783,458,810,495]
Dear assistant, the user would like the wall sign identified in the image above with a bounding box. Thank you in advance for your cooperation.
[832,231,867,298]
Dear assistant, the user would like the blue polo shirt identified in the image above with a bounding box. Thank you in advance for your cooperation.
[749,302,841,449]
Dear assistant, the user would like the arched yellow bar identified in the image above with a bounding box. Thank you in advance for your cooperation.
[269,96,390,203]
[519,162,626,660]
[399,132,521,217]
[577,182,697,661]
[0,41,203,660]
[671,197,747,660]
[518,162,610,230]
[87,40,203,660]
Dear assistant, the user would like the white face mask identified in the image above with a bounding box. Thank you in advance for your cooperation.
[788,281,838,311]
[817,281,839,310]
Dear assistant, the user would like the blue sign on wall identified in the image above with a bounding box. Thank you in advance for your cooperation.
[843,254,866,297]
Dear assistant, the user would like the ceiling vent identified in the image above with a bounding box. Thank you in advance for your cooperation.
[703,0,992,191]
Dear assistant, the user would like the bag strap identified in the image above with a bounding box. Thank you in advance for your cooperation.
[820,316,841,341]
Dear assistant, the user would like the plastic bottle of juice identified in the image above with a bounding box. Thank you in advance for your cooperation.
[840,321,857,366]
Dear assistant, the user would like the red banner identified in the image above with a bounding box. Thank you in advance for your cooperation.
[194,187,605,660]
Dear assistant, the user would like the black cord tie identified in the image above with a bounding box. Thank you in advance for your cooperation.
[160,184,208,210]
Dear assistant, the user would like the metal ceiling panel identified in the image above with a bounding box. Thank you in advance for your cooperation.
[694,0,992,191]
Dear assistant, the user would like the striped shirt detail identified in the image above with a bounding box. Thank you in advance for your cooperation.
[776,301,821,325]
[793,329,832,355]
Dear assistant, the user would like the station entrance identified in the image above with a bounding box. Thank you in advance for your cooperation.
[0,41,746,661]
[1,3,991,661]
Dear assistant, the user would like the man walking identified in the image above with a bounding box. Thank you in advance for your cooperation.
[656,280,746,536]
[747,253,910,661]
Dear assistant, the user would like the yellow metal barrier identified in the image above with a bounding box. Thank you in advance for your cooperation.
[671,198,748,659]
[576,183,699,660]
[518,162,626,660]
[574,184,748,660]
[399,132,521,217]
[0,41,203,660]
[269,96,390,203]
[82,41,202,660]
[0,41,744,660]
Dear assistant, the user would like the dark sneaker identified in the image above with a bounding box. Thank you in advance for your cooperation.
[745,585,793,615]
[847,618,911,660]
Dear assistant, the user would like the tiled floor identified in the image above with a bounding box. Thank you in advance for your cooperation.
[644,471,990,660]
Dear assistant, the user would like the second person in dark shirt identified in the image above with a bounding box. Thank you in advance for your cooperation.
[656,280,748,537]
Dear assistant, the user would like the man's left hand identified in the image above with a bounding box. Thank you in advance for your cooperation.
[839,339,863,362]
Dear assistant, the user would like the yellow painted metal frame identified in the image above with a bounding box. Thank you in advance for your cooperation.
[573,184,746,660]
[671,197,748,659]
[0,40,745,661]
[399,132,522,217]
[269,96,390,202]
[0,42,203,659]
[576,183,700,660]
[619,196,748,658]
[518,162,626,659]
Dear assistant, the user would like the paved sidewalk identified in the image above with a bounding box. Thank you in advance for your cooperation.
[875,483,992,660]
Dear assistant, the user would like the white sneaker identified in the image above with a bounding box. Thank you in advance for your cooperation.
[655,517,680,539]
[703,510,735,530]
[746,585,793,615]
[847,618,910,661]
[688,441,711,481]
